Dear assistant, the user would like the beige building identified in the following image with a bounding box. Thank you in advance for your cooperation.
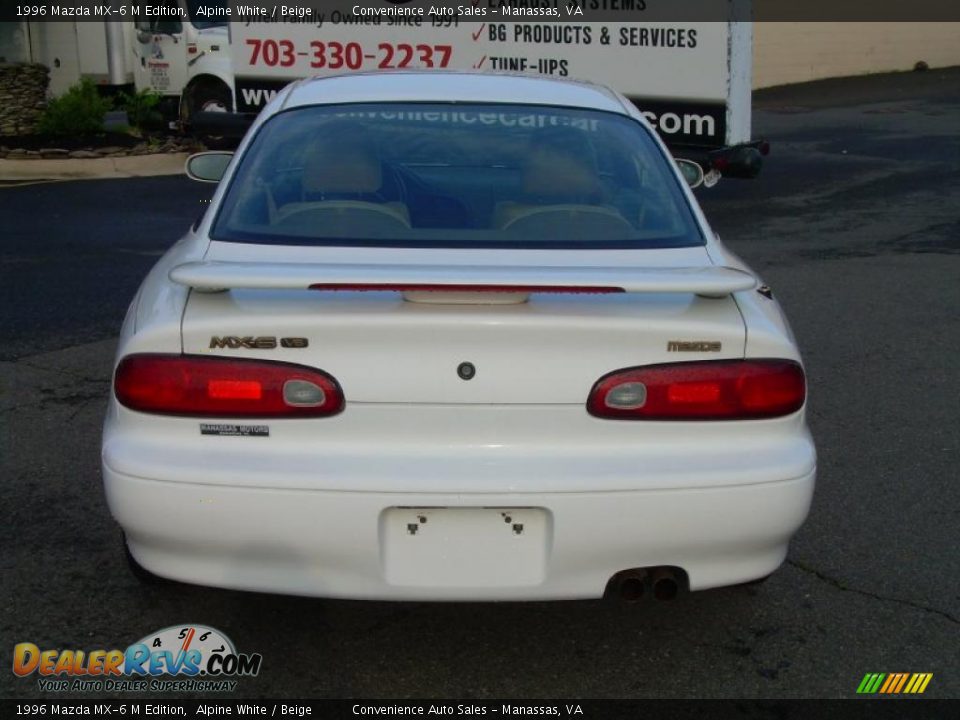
[754,22,960,88]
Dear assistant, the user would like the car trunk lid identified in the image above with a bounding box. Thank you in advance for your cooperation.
[178,243,750,405]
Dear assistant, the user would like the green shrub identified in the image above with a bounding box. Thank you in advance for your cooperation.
[118,88,164,130]
[37,78,111,136]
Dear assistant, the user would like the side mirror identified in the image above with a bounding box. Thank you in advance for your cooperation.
[185,152,233,183]
[675,159,705,189]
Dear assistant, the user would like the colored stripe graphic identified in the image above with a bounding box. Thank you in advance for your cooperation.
[857,673,932,694]
[879,673,897,693]
[878,674,893,693]
[908,673,933,694]
[857,673,885,694]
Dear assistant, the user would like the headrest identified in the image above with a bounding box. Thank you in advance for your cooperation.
[302,124,382,194]
[522,128,601,199]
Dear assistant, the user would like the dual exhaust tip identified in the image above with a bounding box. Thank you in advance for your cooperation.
[605,567,688,603]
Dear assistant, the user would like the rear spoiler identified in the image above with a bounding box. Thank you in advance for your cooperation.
[169,262,756,297]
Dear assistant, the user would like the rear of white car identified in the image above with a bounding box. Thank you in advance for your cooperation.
[102,72,815,601]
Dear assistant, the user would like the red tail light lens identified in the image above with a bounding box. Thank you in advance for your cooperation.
[587,360,805,420]
[114,354,343,418]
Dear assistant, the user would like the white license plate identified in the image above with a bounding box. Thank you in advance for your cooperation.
[380,507,550,588]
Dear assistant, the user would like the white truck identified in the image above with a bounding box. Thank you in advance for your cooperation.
[225,0,763,175]
[14,0,235,124]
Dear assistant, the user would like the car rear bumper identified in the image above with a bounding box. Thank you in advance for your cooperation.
[103,464,815,601]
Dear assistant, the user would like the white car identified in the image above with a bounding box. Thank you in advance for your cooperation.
[102,71,815,602]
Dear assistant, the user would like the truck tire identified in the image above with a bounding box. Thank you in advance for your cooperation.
[182,80,233,148]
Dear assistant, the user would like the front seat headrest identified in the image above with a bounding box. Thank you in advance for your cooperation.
[302,123,382,195]
[522,127,602,199]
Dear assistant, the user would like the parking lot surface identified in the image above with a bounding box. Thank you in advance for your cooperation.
[1,68,958,699]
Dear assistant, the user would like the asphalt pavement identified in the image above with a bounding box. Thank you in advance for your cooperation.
[1,68,958,700]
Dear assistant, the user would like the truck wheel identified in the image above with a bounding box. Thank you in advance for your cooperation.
[183,80,232,120]
[182,81,233,148]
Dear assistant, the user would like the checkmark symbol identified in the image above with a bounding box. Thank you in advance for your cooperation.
[472,24,485,41]
[473,55,486,69]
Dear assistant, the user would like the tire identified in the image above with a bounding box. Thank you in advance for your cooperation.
[182,80,232,122]
[182,80,233,149]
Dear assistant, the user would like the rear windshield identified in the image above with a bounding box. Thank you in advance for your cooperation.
[210,103,704,249]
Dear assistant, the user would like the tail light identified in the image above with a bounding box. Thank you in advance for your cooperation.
[309,284,624,294]
[114,354,343,418]
[588,360,805,420]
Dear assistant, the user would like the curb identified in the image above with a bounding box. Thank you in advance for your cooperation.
[0,152,190,182]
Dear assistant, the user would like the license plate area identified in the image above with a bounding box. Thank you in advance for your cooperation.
[380,507,551,588]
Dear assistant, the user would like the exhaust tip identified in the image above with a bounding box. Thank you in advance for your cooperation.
[653,576,679,601]
[619,576,646,602]
[651,568,682,601]
[604,570,647,602]
[606,566,689,603]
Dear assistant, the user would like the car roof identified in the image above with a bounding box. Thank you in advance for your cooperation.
[279,71,631,115]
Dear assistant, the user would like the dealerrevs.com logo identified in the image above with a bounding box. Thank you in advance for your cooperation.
[13,625,262,693]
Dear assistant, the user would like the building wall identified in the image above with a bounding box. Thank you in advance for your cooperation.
[754,22,960,89]
[0,22,30,64]
[0,63,48,135]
